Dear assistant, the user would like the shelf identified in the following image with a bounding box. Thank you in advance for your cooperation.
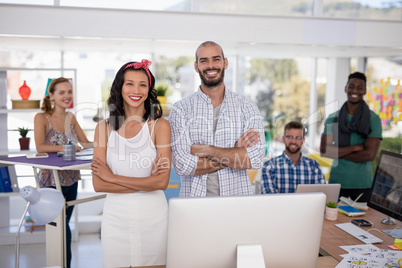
[0,192,19,197]
[0,220,78,246]
[0,109,41,114]
[0,225,46,246]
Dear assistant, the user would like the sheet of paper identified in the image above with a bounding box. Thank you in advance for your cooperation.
[339,196,369,210]
[336,244,402,268]
[76,148,93,156]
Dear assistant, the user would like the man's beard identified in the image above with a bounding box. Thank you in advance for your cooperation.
[199,67,225,88]
[286,144,301,154]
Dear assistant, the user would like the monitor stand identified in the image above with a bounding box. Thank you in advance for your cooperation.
[237,244,265,268]
[381,216,396,225]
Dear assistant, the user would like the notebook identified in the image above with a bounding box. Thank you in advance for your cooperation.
[296,183,341,204]
[338,205,366,216]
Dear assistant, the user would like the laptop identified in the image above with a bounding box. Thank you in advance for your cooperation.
[296,183,341,203]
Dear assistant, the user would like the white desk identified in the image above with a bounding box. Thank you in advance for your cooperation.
[0,153,104,268]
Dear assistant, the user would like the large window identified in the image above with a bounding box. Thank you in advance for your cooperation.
[0,0,400,20]
[322,0,402,20]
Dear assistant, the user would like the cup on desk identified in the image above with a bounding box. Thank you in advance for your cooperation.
[63,144,76,161]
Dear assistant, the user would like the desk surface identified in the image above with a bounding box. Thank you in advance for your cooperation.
[320,208,402,262]
[0,152,91,170]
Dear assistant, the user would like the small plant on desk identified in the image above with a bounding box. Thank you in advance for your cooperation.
[17,127,32,150]
[17,127,32,138]
[325,201,338,221]
[326,201,338,208]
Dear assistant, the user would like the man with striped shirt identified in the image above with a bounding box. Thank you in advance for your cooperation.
[261,121,325,194]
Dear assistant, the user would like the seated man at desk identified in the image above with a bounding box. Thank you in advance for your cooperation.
[261,121,325,194]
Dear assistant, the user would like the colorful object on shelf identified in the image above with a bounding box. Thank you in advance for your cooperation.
[158,96,167,110]
[18,80,31,100]
[367,77,402,126]
[44,78,52,96]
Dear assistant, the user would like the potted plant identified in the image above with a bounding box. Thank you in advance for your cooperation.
[325,201,338,221]
[17,127,32,150]
[155,83,169,110]
[263,114,286,156]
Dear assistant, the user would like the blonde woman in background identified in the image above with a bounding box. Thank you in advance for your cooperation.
[34,77,92,268]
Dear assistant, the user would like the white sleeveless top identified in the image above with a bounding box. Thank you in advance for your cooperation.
[102,119,167,267]
[106,119,157,178]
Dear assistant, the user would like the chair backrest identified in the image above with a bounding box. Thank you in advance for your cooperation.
[306,153,333,182]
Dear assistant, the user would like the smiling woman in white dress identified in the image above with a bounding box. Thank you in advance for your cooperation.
[91,60,171,268]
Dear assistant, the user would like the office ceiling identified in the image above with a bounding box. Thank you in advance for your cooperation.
[0,4,401,58]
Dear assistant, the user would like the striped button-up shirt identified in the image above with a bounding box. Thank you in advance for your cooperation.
[261,152,325,194]
[169,87,265,197]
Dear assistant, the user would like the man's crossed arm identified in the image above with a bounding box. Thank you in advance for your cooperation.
[191,129,260,175]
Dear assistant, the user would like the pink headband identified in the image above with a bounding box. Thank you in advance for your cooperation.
[124,59,152,86]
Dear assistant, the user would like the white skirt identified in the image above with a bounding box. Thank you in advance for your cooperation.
[101,190,168,268]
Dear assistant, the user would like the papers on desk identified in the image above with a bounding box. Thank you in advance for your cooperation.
[76,148,93,156]
[26,153,49,158]
[339,196,369,210]
[336,244,402,268]
[76,148,93,161]
[54,148,93,160]
[76,155,93,161]
[56,148,93,156]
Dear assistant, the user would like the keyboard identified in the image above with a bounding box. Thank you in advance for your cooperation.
[335,222,383,244]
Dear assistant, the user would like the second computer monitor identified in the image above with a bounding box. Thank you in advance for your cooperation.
[368,150,402,223]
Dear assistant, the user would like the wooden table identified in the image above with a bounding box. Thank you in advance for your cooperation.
[317,256,340,267]
[320,207,402,262]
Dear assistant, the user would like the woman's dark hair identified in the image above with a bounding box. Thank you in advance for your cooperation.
[107,61,162,131]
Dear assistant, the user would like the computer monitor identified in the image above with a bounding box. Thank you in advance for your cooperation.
[296,183,341,204]
[166,193,326,268]
[368,150,402,230]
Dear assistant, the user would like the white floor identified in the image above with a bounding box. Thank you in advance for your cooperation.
[0,233,102,268]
